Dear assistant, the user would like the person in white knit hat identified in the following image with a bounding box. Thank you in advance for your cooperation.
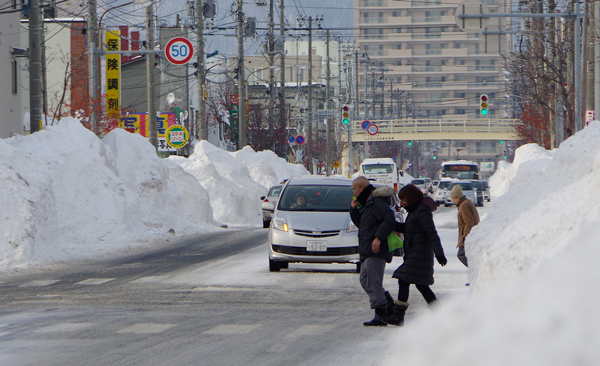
[450,184,479,269]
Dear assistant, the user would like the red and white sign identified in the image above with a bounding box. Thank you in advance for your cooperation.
[367,124,379,135]
[165,37,195,65]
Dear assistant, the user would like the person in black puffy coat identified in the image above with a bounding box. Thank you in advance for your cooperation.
[350,177,396,326]
[385,184,447,326]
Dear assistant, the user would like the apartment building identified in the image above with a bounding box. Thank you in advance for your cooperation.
[354,0,509,120]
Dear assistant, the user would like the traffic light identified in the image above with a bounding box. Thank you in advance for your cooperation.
[480,94,489,116]
[407,140,412,146]
[503,150,507,159]
[432,150,437,159]
[342,106,350,125]
[499,140,504,145]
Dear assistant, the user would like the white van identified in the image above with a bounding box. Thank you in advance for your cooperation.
[360,158,400,192]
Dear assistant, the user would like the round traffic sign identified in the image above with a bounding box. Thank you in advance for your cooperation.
[295,135,305,145]
[362,120,371,130]
[165,124,189,149]
[367,124,378,135]
[165,37,195,65]
[288,136,295,143]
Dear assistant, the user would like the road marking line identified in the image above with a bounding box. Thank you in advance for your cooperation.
[203,324,261,335]
[36,323,96,333]
[19,280,60,287]
[75,278,116,285]
[285,325,332,338]
[117,323,177,334]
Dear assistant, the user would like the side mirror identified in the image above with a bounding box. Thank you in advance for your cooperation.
[263,202,275,212]
[260,196,266,201]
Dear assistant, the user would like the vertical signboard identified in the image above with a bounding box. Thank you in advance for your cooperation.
[105,30,121,120]
[157,113,177,152]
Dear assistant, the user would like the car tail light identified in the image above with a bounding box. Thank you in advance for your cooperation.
[264,198,269,202]
[393,183,398,191]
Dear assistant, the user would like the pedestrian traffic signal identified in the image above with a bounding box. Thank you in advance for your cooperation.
[342,106,350,125]
[503,150,507,159]
[432,150,437,159]
[407,141,412,146]
[480,94,489,116]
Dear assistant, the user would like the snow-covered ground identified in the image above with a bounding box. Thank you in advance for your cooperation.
[0,118,308,272]
[2,117,600,364]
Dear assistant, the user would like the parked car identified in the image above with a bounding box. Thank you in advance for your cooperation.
[411,179,429,194]
[471,180,485,207]
[482,180,490,202]
[445,180,476,207]
[261,185,283,228]
[433,178,453,206]
[267,176,360,272]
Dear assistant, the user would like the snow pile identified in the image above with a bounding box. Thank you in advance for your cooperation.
[0,119,307,272]
[384,122,600,365]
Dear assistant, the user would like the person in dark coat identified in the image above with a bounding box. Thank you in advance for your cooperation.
[386,184,447,326]
[350,176,396,326]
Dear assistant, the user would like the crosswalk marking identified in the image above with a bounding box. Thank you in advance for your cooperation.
[117,323,177,334]
[19,279,60,287]
[203,324,261,335]
[74,278,115,285]
[35,323,96,333]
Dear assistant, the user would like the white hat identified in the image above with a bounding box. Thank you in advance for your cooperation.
[450,184,464,199]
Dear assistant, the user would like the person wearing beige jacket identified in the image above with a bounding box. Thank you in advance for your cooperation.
[450,184,480,267]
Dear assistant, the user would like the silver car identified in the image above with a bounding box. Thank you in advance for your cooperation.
[261,185,283,228]
[267,176,359,272]
[444,180,476,207]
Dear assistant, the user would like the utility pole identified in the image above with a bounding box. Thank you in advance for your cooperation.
[595,2,600,114]
[87,0,98,133]
[268,0,275,147]
[279,0,286,154]
[146,3,157,149]
[29,0,42,133]
[307,16,313,173]
[237,0,246,148]
[325,30,331,176]
[196,0,207,140]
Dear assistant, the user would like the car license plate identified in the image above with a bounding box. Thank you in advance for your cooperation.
[307,241,327,252]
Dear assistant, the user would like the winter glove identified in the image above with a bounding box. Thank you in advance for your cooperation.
[436,255,448,267]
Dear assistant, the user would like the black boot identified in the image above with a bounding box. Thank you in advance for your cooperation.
[384,301,409,326]
[363,306,388,326]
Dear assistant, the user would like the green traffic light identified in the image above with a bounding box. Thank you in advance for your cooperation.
[407,141,412,146]
[481,109,488,115]
[499,140,504,144]
[343,118,349,124]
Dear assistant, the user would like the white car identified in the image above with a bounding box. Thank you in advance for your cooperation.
[444,180,476,207]
[482,180,490,202]
[411,179,429,194]
[433,179,453,206]
[261,185,283,228]
[267,176,360,272]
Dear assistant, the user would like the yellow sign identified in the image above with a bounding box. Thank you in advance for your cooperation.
[165,125,189,149]
[334,159,340,168]
[106,30,120,119]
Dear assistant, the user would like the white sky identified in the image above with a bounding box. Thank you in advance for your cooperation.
[2,118,599,364]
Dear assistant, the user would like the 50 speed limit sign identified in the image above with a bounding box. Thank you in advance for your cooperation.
[165,37,195,65]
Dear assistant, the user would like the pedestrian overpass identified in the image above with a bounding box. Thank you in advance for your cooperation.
[348,118,520,142]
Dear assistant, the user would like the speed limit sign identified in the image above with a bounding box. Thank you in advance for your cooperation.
[165,37,195,65]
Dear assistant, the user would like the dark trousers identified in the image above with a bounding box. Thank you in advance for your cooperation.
[457,246,468,267]
[397,278,437,304]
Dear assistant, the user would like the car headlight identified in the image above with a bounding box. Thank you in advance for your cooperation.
[346,221,358,232]
[272,218,288,232]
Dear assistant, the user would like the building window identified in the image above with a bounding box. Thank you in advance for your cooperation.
[11,59,18,94]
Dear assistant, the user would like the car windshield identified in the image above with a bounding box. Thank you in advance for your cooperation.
[450,182,473,190]
[278,185,353,212]
[438,181,451,189]
[472,181,483,189]
[362,164,395,174]
[482,181,489,189]
[411,179,425,185]
[268,186,282,196]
